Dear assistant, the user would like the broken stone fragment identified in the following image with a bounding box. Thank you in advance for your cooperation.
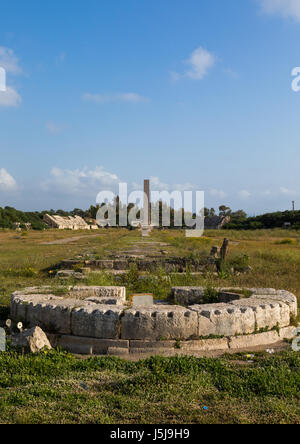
[12,326,52,353]
[56,270,85,280]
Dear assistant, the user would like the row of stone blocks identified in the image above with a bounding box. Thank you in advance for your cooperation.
[11,286,298,341]
[48,326,296,355]
[61,258,211,272]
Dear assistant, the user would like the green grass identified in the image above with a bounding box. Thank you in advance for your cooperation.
[0,350,299,424]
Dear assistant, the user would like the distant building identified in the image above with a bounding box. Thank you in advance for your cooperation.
[43,214,92,230]
[204,215,230,230]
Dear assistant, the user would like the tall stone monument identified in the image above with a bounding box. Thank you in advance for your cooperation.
[142,179,152,237]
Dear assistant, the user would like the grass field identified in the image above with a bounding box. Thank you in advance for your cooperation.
[0,228,299,424]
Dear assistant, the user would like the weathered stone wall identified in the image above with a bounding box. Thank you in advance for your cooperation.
[11,286,297,351]
[60,257,216,273]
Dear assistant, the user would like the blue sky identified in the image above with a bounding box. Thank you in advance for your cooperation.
[1,0,300,214]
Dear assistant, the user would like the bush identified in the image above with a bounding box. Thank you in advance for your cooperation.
[229,254,250,272]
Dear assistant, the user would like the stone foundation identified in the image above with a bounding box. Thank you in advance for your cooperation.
[11,286,298,354]
[60,257,216,273]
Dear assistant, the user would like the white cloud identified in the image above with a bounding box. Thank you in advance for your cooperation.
[0,47,22,106]
[208,188,227,199]
[258,0,300,21]
[150,176,170,191]
[262,189,272,196]
[0,168,17,191]
[41,166,119,195]
[280,186,296,195]
[82,92,149,104]
[45,121,65,135]
[174,183,196,192]
[0,47,22,74]
[238,190,252,199]
[173,47,216,81]
[0,86,21,107]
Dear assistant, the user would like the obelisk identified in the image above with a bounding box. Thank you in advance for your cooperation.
[142,179,151,236]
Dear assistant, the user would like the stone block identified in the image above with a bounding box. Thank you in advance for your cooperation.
[254,292,297,318]
[121,306,198,340]
[229,298,290,329]
[70,286,126,302]
[129,340,176,350]
[71,305,123,339]
[131,294,154,307]
[27,298,88,334]
[189,303,256,337]
[95,260,114,269]
[12,326,52,353]
[107,347,129,356]
[49,335,129,354]
[11,293,61,324]
[279,326,297,340]
[228,331,280,349]
[181,338,229,352]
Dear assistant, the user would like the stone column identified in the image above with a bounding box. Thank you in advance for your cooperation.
[144,179,151,226]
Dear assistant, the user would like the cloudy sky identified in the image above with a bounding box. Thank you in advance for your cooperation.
[1,0,300,214]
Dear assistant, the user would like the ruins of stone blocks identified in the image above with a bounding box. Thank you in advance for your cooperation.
[10,285,298,355]
[43,214,96,230]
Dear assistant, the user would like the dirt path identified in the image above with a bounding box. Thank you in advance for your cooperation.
[40,234,102,246]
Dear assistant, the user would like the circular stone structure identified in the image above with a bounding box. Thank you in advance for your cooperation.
[10,286,298,355]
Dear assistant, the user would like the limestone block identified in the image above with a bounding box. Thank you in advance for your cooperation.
[71,305,123,339]
[229,298,290,329]
[228,331,280,349]
[171,287,205,306]
[49,335,129,354]
[132,294,154,307]
[248,288,277,295]
[26,298,89,334]
[12,326,52,353]
[107,347,129,356]
[95,260,114,270]
[11,293,61,323]
[189,303,256,337]
[57,270,84,280]
[181,338,229,352]
[70,286,126,302]
[279,326,297,340]
[254,291,297,318]
[129,340,177,350]
[121,306,198,340]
